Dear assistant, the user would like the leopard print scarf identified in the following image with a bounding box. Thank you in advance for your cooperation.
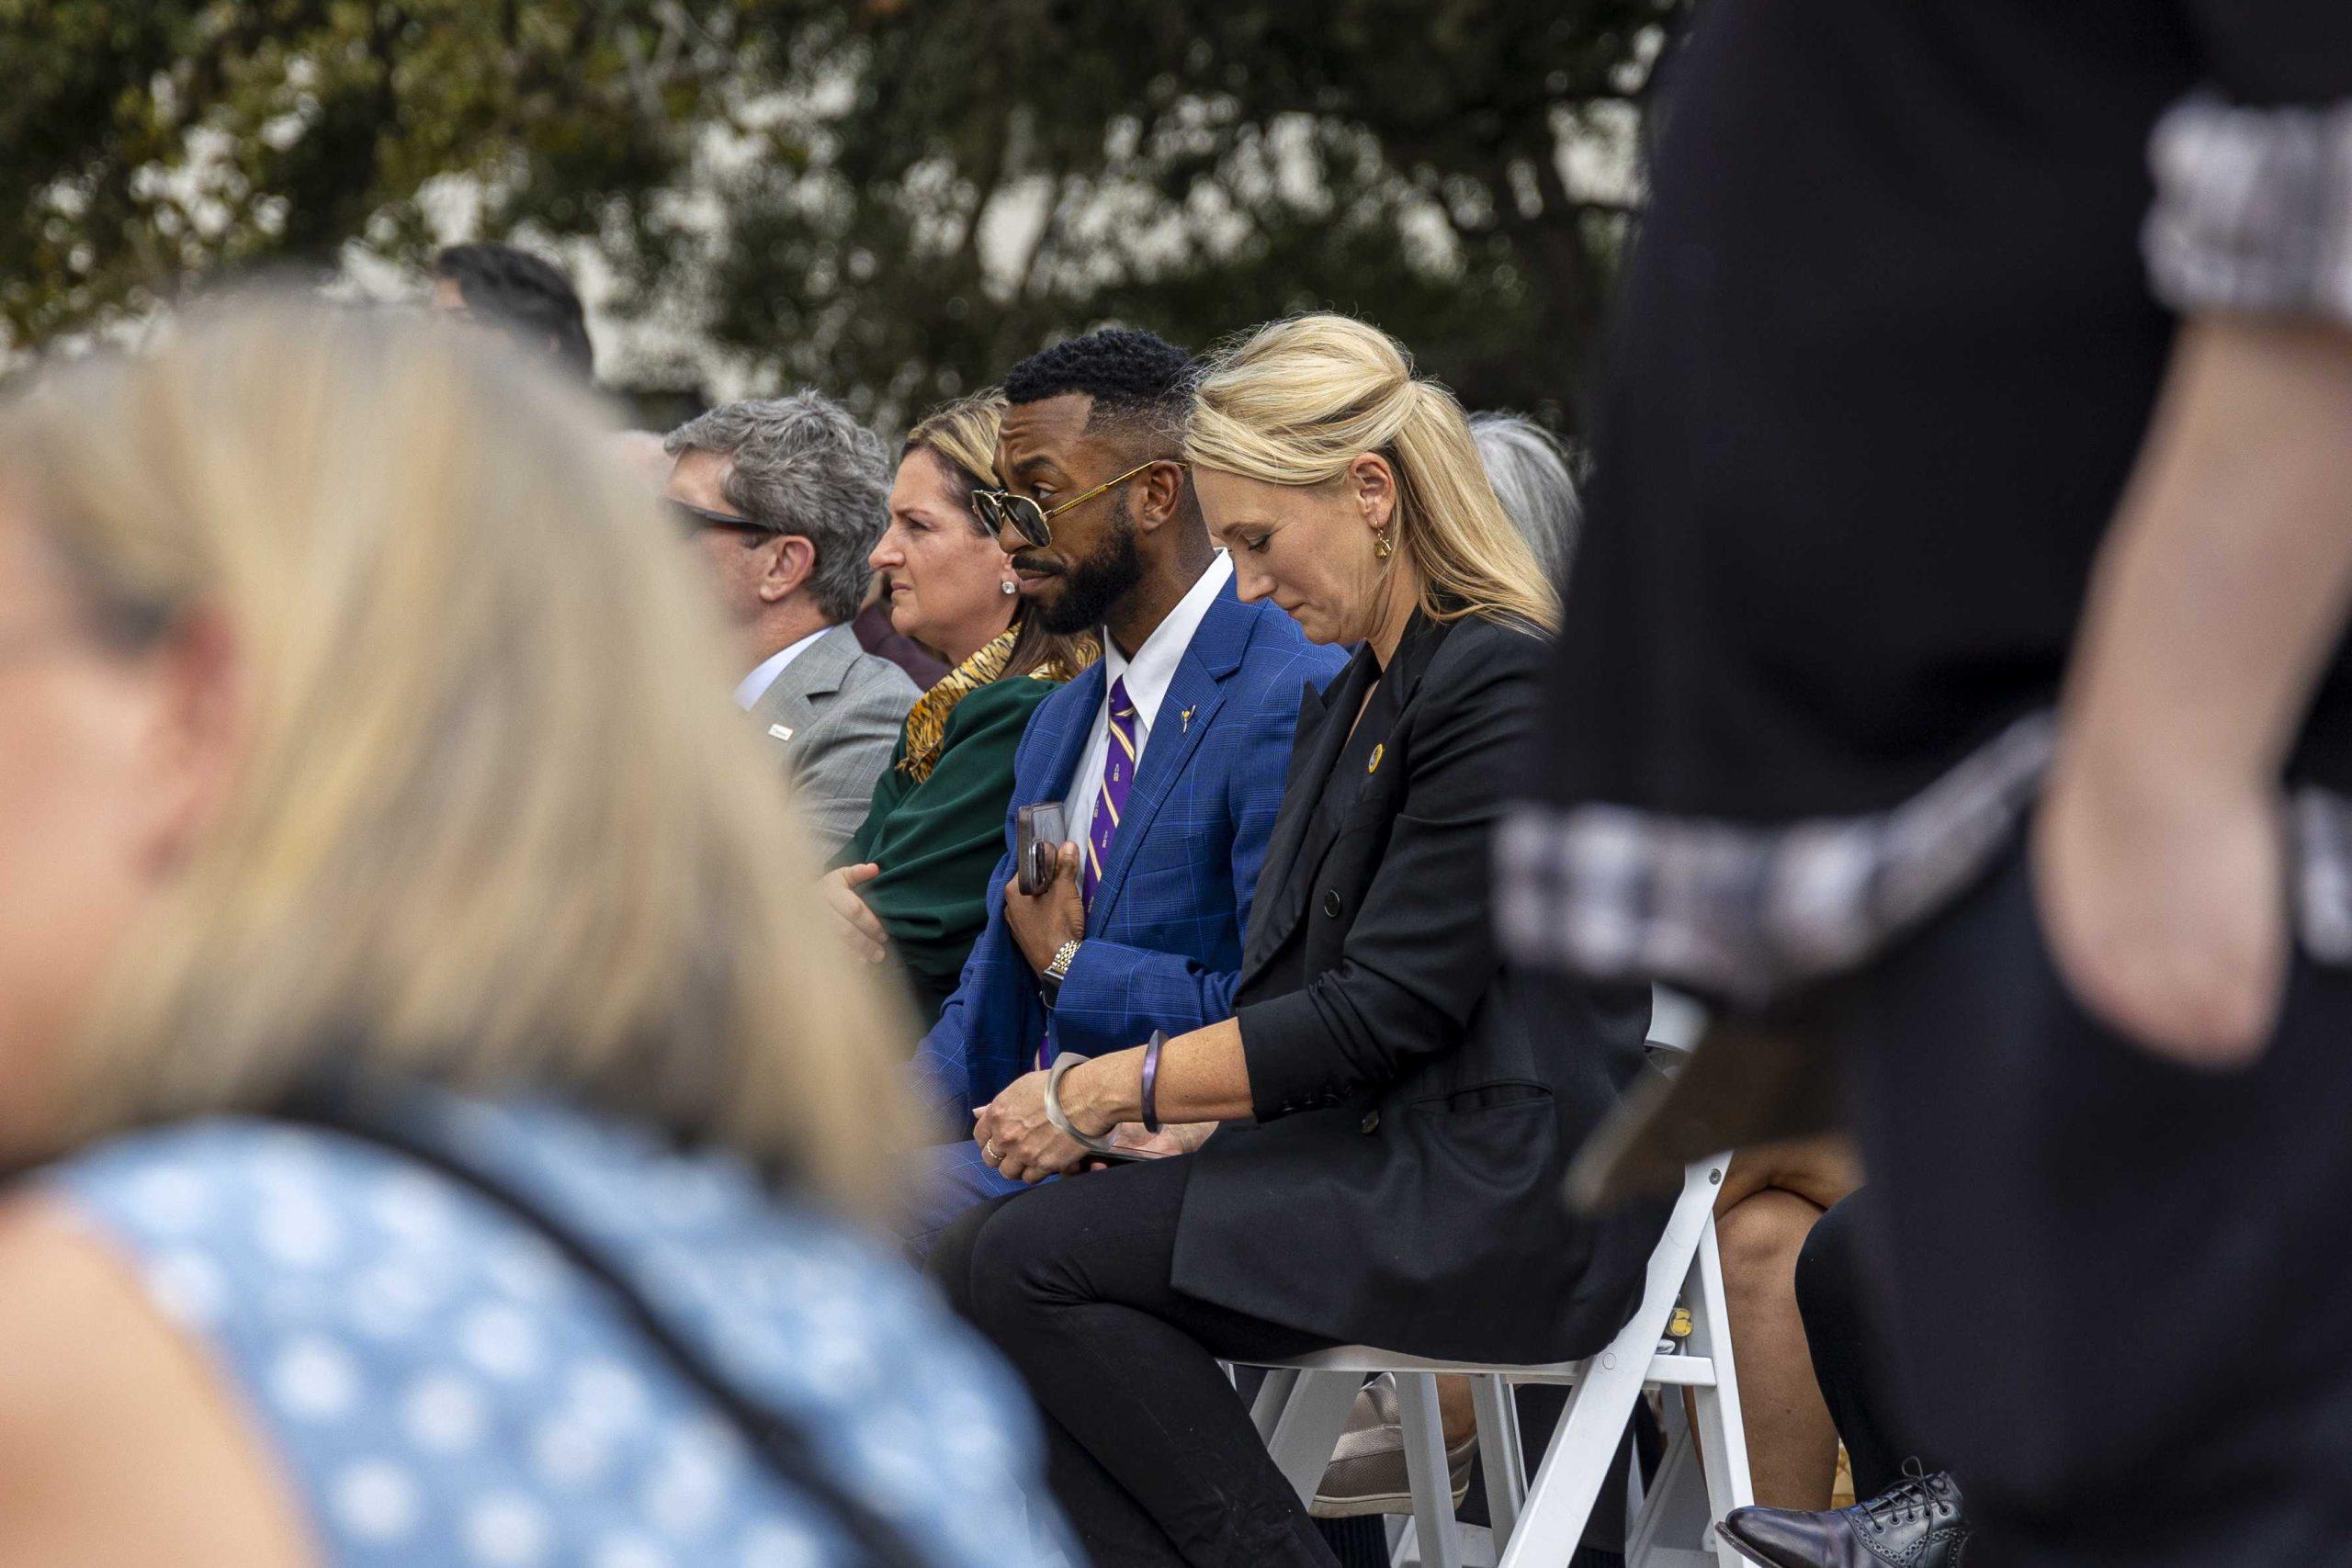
[897,626,1095,784]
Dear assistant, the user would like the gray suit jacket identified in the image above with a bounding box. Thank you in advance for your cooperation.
[747,622,921,857]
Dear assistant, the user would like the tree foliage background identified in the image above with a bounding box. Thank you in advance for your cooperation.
[2,0,1689,429]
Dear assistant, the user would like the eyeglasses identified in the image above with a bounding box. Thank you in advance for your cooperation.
[671,498,771,538]
[971,460,1179,549]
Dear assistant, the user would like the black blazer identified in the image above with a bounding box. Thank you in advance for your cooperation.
[1170,612,1669,1363]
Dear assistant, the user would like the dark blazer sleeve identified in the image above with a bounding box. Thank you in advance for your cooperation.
[1235,623,1541,1121]
[2172,0,2352,103]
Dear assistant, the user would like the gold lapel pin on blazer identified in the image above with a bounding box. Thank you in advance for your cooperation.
[1180,706,1194,733]
[1367,742,1384,773]
[768,724,794,742]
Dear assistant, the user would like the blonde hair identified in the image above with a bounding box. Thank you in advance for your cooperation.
[0,297,922,1212]
[1185,314,1559,633]
[903,389,1006,493]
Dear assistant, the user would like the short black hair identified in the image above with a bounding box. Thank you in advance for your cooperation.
[1002,327,1193,454]
[433,243,594,381]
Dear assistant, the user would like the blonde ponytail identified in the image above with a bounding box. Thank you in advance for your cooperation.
[1185,314,1558,633]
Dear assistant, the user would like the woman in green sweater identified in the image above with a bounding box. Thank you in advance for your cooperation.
[823,392,1095,1028]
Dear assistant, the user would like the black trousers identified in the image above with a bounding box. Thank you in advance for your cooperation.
[927,1154,1343,1567]
[1793,1190,1935,1500]
[1834,848,2352,1567]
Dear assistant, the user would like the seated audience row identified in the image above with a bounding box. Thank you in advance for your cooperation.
[545,293,1845,1566]
[0,254,1853,1568]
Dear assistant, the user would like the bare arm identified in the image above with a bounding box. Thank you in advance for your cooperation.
[968,1019,1253,1183]
[2036,314,2352,1064]
[1061,1016,1257,1131]
[0,1201,313,1568]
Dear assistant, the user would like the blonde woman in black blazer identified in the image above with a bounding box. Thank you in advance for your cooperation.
[932,315,1665,1567]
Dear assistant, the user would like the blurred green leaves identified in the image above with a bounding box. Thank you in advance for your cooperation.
[1,2,739,345]
[1,0,1687,426]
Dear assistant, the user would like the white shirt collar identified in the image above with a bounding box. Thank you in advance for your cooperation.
[1100,552,1232,736]
[734,625,832,710]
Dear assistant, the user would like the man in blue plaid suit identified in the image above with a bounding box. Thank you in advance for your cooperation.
[904,330,1345,1246]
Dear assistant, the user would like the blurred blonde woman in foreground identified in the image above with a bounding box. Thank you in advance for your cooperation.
[0,299,1064,1568]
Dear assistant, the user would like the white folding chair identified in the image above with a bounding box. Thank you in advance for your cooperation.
[1248,1156,1752,1567]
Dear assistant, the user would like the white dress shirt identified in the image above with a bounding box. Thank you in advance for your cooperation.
[733,626,831,711]
[1061,552,1234,846]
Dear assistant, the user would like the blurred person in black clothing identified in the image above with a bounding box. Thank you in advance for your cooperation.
[432,241,594,380]
[1502,3,2352,1564]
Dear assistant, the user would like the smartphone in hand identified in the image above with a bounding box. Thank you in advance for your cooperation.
[1016,802,1068,897]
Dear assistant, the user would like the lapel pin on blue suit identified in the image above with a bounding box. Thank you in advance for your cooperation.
[1180,706,1195,733]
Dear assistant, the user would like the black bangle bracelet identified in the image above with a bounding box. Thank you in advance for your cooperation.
[1139,1031,1167,1134]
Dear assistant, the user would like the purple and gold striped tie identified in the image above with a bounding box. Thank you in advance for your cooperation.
[1082,677,1141,908]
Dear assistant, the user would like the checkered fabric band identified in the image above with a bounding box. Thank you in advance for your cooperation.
[1498,711,2352,1008]
[2144,93,2352,325]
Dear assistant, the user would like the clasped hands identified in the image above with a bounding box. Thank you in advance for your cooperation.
[974,1055,1204,1184]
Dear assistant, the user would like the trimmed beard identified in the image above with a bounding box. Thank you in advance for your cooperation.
[1035,490,1144,636]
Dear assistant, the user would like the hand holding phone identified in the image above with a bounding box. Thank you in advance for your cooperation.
[1016,802,1068,897]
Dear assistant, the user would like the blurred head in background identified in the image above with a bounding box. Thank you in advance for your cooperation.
[1186,312,1558,649]
[430,242,594,382]
[0,296,917,1196]
[1469,410,1581,588]
[663,392,892,674]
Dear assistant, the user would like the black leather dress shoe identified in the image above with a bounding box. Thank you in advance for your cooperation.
[1717,1466,1971,1567]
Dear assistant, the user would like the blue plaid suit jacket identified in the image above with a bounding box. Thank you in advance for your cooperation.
[910,581,1347,1120]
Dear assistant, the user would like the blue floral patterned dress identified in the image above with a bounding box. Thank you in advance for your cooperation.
[47,1092,1072,1568]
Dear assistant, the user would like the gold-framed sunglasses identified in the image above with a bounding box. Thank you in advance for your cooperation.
[971,459,1182,548]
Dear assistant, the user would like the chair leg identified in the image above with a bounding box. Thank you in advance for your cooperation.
[1498,1160,1719,1567]
[1625,1397,1709,1567]
[1252,1366,1302,1441]
[1396,1371,1465,1568]
[1685,1213,1755,1567]
[1495,1345,1648,1564]
[1471,1375,1525,1549]
[1266,1369,1362,1505]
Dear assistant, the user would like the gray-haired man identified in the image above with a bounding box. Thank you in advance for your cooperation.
[665,393,918,855]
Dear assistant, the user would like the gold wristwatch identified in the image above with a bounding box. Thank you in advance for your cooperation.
[1040,938,1082,1005]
